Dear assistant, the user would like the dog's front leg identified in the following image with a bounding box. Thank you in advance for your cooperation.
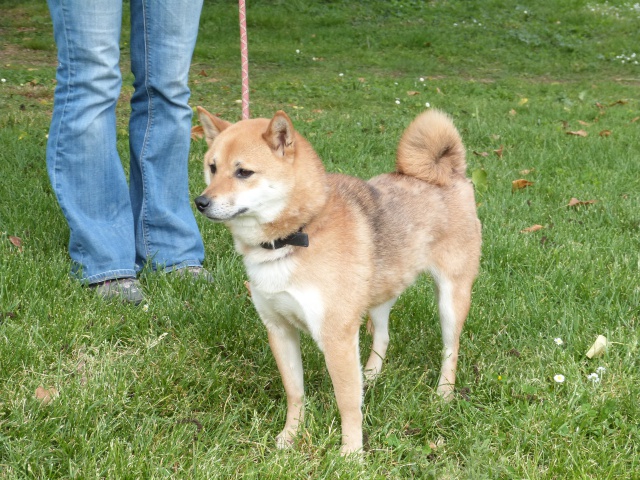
[323,325,363,456]
[267,325,305,449]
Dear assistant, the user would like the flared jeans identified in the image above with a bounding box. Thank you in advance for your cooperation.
[46,0,205,284]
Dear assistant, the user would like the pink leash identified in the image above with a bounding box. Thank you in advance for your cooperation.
[239,0,250,119]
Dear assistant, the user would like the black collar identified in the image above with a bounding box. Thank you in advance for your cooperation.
[260,229,309,250]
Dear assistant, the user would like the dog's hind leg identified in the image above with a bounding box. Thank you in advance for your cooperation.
[267,324,305,449]
[363,298,396,382]
[432,271,472,400]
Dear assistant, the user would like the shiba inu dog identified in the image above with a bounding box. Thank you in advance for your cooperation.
[194,107,481,455]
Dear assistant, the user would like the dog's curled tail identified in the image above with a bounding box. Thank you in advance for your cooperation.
[396,109,466,187]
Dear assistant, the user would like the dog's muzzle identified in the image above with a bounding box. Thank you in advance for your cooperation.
[194,195,210,213]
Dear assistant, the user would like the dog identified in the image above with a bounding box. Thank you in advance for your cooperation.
[194,107,481,455]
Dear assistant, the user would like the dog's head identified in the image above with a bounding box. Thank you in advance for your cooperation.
[194,108,301,225]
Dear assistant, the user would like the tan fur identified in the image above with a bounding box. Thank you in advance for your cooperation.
[194,107,481,456]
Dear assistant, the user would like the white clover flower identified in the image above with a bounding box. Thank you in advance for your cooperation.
[596,366,606,374]
[295,49,300,54]
[587,372,600,383]
[339,73,344,77]
[419,77,425,82]
[425,102,431,108]
[1,78,6,83]
[395,99,401,105]
[553,374,565,383]
[554,337,563,345]
[142,304,149,312]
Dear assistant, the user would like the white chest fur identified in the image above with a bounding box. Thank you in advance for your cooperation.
[245,253,325,349]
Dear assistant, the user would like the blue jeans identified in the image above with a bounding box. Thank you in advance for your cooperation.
[47,0,205,284]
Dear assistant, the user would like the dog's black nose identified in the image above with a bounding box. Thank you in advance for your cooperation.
[194,195,210,212]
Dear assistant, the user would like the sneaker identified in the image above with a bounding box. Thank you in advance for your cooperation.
[91,278,145,305]
[175,266,214,283]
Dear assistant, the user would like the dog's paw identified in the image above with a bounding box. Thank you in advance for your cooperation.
[436,382,455,401]
[275,431,295,450]
[340,444,364,459]
[363,369,380,385]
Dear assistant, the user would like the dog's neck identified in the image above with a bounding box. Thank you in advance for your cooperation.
[234,136,328,253]
[259,140,327,247]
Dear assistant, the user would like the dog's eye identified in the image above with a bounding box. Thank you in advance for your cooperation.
[209,163,217,175]
[235,168,254,179]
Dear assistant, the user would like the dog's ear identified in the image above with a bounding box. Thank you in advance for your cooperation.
[197,106,231,147]
[263,111,295,158]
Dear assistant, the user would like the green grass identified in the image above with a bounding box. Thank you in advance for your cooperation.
[1,0,639,477]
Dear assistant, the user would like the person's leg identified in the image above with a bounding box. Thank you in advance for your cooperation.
[128,0,206,273]
[47,0,137,284]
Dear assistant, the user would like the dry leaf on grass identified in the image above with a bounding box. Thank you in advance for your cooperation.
[9,236,23,251]
[599,130,612,137]
[190,125,204,140]
[566,130,588,137]
[520,168,535,175]
[567,197,597,207]
[521,224,544,233]
[35,386,59,405]
[494,145,504,158]
[512,179,534,192]
[473,151,489,157]
[586,335,608,359]
[406,90,420,96]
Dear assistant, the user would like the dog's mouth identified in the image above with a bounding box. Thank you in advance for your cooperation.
[194,195,248,221]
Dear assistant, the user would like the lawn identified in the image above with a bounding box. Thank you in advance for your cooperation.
[1,0,639,478]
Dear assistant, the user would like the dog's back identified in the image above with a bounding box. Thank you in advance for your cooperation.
[325,110,481,306]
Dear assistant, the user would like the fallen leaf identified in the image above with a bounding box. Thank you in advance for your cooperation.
[473,151,489,157]
[578,120,591,126]
[599,130,612,137]
[609,99,627,106]
[494,145,504,158]
[631,117,639,123]
[509,109,517,116]
[9,236,22,248]
[586,335,608,359]
[566,130,588,137]
[520,168,535,175]
[35,386,59,405]
[521,224,544,233]
[436,87,443,95]
[471,169,488,192]
[244,280,252,297]
[512,179,534,192]
[406,90,420,96]
[567,197,597,207]
[560,120,569,130]
[198,70,208,77]
[190,125,204,140]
